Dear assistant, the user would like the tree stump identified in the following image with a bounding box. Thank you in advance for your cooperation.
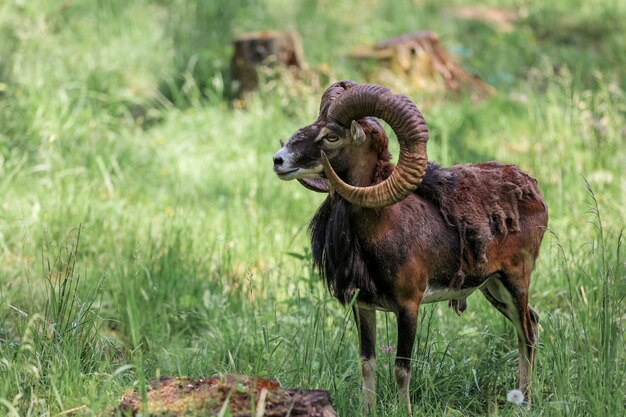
[231,31,305,96]
[116,375,337,417]
[348,31,494,96]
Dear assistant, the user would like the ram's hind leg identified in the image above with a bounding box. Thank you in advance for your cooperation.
[354,304,377,414]
[482,274,538,404]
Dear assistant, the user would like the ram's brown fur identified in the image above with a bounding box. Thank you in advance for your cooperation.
[274,81,548,413]
[311,110,546,303]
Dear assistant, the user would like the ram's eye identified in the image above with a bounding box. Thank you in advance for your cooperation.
[325,134,339,142]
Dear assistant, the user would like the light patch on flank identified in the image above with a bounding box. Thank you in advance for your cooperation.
[422,281,489,304]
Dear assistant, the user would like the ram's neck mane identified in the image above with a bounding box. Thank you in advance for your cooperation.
[309,197,379,304]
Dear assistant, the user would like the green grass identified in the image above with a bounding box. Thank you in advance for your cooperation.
[0,0,624,416]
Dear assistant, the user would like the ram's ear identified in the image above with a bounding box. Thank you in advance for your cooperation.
[350,120,366,145]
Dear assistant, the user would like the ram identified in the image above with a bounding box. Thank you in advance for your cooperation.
[273,81,547,413]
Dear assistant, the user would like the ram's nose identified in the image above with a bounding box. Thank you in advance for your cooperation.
[273,153,284,167]
[273,139,287,169]
[273,148,298,179]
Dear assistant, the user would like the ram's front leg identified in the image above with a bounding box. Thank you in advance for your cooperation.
[395,302,419,415]
[354,303,377,414]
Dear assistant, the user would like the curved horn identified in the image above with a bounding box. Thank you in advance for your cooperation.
[322,83,428,208]
[298,178,330,193]
[318,80,359,117]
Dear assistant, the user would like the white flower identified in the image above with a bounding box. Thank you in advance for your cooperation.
[506,389,525,405]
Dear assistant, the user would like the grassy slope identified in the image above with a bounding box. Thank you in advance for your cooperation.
[0,0,624,416]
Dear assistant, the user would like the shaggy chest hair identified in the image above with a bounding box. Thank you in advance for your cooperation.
[309,197,382,304]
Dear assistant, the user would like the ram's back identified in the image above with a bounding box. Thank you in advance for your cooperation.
[416,162,547,283]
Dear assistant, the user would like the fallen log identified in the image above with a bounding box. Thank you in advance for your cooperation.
[116,375,337,417]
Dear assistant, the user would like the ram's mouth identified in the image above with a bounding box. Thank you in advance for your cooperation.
[274,168,300,180]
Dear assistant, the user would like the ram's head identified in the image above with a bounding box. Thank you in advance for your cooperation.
[273,80,430,208]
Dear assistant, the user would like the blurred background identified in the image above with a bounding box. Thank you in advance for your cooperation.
[0,0,624,416]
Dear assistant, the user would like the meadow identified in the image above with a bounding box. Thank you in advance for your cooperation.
[0,0,624,416]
